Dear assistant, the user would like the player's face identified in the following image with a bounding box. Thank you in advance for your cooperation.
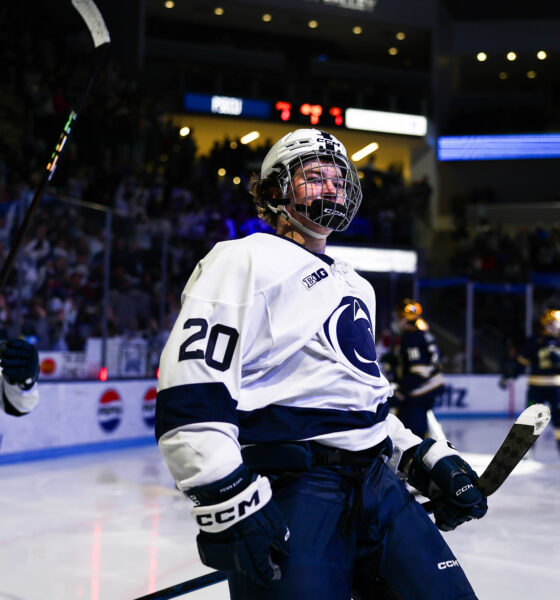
[289,159,346,208]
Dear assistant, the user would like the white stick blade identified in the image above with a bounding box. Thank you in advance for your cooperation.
[515,403,551,435]
[72,0,111,47]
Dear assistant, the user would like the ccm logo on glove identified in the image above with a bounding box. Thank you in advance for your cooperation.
[192,476,273,534]
[438,560,459,570]
[455,483,474,497]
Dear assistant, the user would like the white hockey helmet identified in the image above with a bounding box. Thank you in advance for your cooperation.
[260,129,362,236]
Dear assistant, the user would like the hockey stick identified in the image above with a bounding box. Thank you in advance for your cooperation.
[426,408,447,442]
[132,570,228,600]
[135,404,551,599]
[422,403,551,512]
[0,0,110,290]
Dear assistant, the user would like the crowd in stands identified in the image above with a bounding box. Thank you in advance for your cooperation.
[449,221,560,283]
[0,14,430,367]
[1,7,559,376]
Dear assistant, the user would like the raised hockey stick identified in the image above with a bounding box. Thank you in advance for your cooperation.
[422,403,551,512]
[0,0,110,290]
[135,404,551,600]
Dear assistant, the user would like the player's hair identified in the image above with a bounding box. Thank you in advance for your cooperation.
[249,172,280,228]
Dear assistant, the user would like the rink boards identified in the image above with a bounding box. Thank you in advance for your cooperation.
[0,375,528,463]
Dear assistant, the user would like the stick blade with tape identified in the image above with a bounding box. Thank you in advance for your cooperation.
[477,403,551,496]
[422,403,551,513]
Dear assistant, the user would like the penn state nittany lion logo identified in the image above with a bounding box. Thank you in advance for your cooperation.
[323,296,380,377]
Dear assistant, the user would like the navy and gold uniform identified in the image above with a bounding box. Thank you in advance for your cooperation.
[501,308,560,452]
[383,299,444,438]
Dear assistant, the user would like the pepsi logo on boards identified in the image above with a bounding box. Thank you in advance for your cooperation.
[40,357,56,376]
[142,387,156,428]
[98,389,123,433]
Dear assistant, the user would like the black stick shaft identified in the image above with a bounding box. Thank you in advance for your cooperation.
[0,43,109,291]
[132,571,228,600]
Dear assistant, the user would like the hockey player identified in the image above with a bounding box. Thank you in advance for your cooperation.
[0,338,39,416]
[382,299,445,438]
[155,129,487,599]
[499,308,560,453]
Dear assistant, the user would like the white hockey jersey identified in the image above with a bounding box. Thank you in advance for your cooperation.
[157,233,421,489]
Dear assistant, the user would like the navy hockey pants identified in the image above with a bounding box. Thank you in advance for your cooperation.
[228,457,477,599]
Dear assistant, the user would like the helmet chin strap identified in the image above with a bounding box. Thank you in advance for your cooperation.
[268,203,329,240]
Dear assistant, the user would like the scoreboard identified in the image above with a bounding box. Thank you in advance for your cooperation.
[184,93,345,128]
[183,93,427,136]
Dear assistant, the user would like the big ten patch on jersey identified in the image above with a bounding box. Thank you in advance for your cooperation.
[322,295,381,378]
[301,267,329,289]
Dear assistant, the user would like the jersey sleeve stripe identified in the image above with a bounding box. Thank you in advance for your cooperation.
[155,383,239,441]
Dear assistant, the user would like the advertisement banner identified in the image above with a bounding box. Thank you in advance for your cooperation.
[0,375,530,463]
[433,374,527,417]
[0,380,158,462]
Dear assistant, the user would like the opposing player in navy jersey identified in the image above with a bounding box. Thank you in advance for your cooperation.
[500,308,560,453]
[0,338,39,416]
[382,299,445,439]
[155,129,487,599]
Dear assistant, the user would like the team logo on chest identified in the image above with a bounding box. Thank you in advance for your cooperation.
[323,296,380,377]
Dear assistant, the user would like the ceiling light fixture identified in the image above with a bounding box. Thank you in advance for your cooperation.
[240,131,260,144]
[351,142,379,162]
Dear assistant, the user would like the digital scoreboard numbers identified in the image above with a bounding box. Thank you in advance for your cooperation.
[274,101,344,127]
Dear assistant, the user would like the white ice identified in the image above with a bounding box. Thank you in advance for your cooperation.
[0,418,558,600]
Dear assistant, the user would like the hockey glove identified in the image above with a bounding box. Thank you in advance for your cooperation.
[188,464,290,587]
[498,376,511,390]
[407,439,488,532]
[0,339,39,390]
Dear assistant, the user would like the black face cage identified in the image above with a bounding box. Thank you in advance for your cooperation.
[279,151,363,232]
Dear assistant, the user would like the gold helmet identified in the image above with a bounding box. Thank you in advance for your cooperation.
[396,298,423,323]
[393,298,428,332]
[540,308,560,336]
